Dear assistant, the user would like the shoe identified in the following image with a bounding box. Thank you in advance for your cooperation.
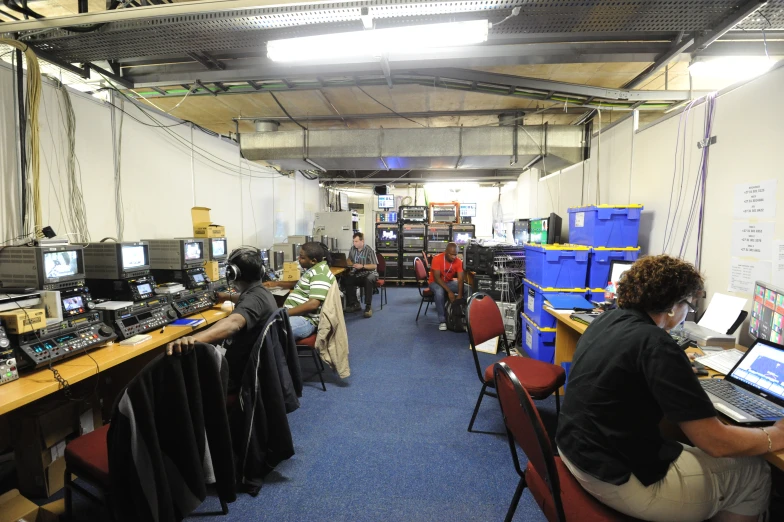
[363,308,373,318]
[439,323,447,331]
[344,303,361,313]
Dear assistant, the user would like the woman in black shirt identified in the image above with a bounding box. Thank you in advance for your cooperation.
[556,255,784,522]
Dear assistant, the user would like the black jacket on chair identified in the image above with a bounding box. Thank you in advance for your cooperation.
[107,343,236,522]
[232,308,302,491]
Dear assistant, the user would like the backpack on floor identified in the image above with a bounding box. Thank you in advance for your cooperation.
[445,298,468,332]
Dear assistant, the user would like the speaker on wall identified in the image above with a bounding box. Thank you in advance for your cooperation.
[373,185,390,196]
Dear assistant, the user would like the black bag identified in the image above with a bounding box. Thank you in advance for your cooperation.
[445,298,468,332]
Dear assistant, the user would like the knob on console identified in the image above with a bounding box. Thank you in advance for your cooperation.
[167,310,178,320]
[99,326,114,337]
[0,338,9,349]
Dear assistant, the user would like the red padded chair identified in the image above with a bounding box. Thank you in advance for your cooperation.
[493,362,638,522]
[466,293,565,433]
[414,257,434,321]
[297,334,327,391]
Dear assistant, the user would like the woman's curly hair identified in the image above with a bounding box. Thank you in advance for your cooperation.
[616,255,704,313]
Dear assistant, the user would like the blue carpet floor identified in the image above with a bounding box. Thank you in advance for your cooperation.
[71,287,556,521]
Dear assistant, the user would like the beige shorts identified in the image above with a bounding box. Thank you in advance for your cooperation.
[560,445,770,522]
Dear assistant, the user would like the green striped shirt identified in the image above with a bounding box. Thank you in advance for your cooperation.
[284,260,335,325]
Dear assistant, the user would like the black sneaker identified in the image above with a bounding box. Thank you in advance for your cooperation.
[344,303,361,313]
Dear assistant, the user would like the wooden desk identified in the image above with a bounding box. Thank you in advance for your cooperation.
[330,267,346,277]
[0,306,229,417]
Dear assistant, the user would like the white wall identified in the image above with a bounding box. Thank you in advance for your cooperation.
[0,62,320,252]
[506,65,784,344]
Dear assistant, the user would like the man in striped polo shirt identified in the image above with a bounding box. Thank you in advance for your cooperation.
[343,232,378,318]
[272,242,336,340]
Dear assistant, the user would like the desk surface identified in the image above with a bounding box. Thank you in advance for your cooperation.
[0,306,229,417]
[545,307,784,470]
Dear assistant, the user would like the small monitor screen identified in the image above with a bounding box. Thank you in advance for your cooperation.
[729,340,784,402]
[184,241,203,261]
[136,283,152,295]
[211,239,226,258]
[380,230,397,240]
[610,261,634,288]
[192,273,205,283]
[454,232,472,244]
[122,245,147,269]
[750,281,784,343]
[378,195,395,209]
[44,250,80,278]
[513,219,530,245]
[460,203,476,217]
[62,296,84,311]
[529,218,549,244]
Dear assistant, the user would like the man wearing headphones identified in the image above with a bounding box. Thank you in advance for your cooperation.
[264,242,335,340]
[166,247,277,392]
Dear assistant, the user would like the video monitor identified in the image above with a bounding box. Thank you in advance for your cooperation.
[750,281,784,343]
[381,230,397,240]
[209,238,228,261]
[529,213,562,244]
[44,250,80,278]
[184,241,204,262]
[121,244,148,270]
[62,296,84,312]
[460,203,477,218]
[378,195,395,209]
[513,219,530,245]
[135,282,153,295]
[454,232,472,244]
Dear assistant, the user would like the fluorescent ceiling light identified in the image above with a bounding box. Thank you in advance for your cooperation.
[267,20,489,63]
[688,56,774,82]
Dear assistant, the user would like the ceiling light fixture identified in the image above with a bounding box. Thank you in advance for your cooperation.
[267,20,489,63]
[688,56,774,82]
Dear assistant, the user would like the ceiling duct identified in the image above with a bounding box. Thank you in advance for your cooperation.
[254,120,279,132]
[239,124,584,172]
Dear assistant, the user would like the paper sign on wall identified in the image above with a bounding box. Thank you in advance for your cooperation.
[773,240,784,288]
[733,179,777,219]
[728,258,772,294]
[731,221,773,259]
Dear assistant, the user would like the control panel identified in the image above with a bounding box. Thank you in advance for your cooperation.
[86,275,157,302]
[0,348,18,386]
[150,267,211,290]
[59,285,95,318]
[12,312,117,370]
[171,288,215,318]
[101,296,177,339]
[399,205,429,223]
[401,224,426,252]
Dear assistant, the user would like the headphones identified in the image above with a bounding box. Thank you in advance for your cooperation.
[225,246,261,284]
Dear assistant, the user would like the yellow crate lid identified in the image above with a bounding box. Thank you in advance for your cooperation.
[524,243,591,251]
[522,312,557,332]
[569,204,644,210]
[523,279,587,292]
[592,246,641,252]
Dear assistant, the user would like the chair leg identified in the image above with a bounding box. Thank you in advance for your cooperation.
[504,476,527,522]
[555,388,561,414]
[416,297,424,321]
[468,383,488,432]
[64,467,73,521]
[311,349,326,391]
[384,287,388,305]
[424,301,430,316]
[220,498,229,515]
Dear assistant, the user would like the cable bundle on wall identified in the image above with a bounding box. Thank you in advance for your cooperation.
[0,39,42,237]
[58,84,90,242]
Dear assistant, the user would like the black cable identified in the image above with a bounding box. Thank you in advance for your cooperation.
[355,85,426,128]
[269,92,307,131]
[3,0,42,18]
[0,6,20,20]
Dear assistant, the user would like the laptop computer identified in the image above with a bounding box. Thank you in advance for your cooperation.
[331,253,349,268]
[700,338,784,425]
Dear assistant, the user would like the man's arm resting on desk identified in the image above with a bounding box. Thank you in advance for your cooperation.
[264,281,296,289]
[286,298,320,317]
[166,314,247,355]
[680,417,784,458]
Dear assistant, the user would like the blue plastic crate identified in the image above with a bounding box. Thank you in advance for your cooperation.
[523,279,587,329]
[522,313,557,364]
[586,247,641,290]
[524,244,590,289]
[568,205,643,248]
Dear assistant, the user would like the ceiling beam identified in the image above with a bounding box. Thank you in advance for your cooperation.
[691,0,768,55]
[623,32,695,89]
[233,110,526,122]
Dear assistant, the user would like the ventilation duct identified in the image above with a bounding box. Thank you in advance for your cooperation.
[239,124,584,172]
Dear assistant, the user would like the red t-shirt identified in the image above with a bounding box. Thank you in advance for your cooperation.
[428,253,463,284]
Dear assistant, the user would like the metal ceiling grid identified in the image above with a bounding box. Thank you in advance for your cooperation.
[16,1,783,64]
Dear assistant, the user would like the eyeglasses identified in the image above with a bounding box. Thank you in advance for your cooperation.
[681,299,697,313]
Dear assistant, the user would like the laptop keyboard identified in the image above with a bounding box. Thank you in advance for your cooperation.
[701,380,784,418]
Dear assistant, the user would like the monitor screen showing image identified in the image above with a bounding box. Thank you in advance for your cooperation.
[378,195,395,209]
[43,250,80,278]
[610,261,634,287]
[211,238,226,257]
[62,296,84,311]
[751,281,784,343]
[184,241,203,261]
[122,245,148,269]
[460,203,476,217]
[454,232,472,244]
[380,230,397,240]
[136,283,153,295]
[192,273,205,283]
[529,218,549,244]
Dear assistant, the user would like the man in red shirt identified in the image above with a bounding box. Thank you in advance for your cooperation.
[428,242,469,331]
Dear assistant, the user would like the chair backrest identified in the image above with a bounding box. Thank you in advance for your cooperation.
[414,257,428,282]
[494,362,565,522]
[466,292,510,383]
[376,252,386,277]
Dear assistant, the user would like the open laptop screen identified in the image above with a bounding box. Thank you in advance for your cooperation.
[728,340,784,405]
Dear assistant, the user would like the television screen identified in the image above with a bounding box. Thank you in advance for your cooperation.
[184,241,203,261]
[43,250,80,278]
[460,203,476,217]
[381,230,397,240]
[121,245,148,269]
[610,261,634,287]
[454,232,472,244]
[378,195,395,209]
[513,219,530,245]
[193,273,205,283]
[136,283,153,295]
[62,296,84,311]
[750,281,784,343]
[211,238,226,257]
[529,218,549,244]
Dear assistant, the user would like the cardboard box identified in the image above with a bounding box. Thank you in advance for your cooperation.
[12,401,79,498]
[0,308,46,334]
[205,261,221,282]
[0,489,60,522]
[282,262,301,282]
[191,207,226,238]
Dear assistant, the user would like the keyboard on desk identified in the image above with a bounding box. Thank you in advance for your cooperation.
[701,379,784,422]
